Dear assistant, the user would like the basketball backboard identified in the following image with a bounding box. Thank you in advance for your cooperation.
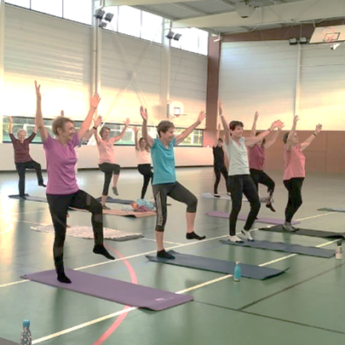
[310,25,345,44]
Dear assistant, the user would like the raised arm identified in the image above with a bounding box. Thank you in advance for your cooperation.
[82,116,102,142]
[140,106,154,147]
[250,111,259,137]
[213,124,221,147]
[286,115,299,151]
[175,111,206,146]
[112,118,130,143]
[264,122,284,149]
[219,101,230,145]
[245,120,283,147]
[9,116,13,134]
[34,81,48,142]
[77,93,101,141]
[133,126,139,150]
[300,124,322,151]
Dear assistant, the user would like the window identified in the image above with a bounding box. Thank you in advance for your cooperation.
[63,0,92,25]
[5,0,30,8]
[171,27,209,55]
[141,11,162,43]
[31,0,63,17]
[118,6,141,38]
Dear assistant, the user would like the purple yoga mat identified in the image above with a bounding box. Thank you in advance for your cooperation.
[21,269,193,311]
[206,211,300,225]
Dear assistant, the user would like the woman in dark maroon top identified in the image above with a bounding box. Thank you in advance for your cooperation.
[9,116,46,197]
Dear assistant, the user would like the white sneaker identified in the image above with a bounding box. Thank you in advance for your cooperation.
[228,235,244,243]
[241,230,254,241]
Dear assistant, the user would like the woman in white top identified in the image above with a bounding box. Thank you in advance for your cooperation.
[133,126,153,199]
[89,118,130,208]
[219,102,282,243]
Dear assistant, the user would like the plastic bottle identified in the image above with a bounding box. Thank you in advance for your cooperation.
[336,240,343,260]
[234,261,241,282]
[20,320,32,345]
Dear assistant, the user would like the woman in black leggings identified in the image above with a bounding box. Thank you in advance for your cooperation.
[219,102,282,242]
[248,111,283,212]
[282,115,322,231]
[34,81,114,284]
[133,126,153,199]
[89,118,130,209]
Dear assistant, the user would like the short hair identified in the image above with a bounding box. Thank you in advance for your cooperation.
[17,129,26,137]
[229,121,244,131]
[218,138,223,143]
[157,121,175,138]
[283,132,290,144]
[99,126,111,138]
[52,116,74,136]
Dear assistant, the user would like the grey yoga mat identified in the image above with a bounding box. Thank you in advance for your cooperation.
[146,251,288,280]
[206,211,300,225]
[318,207,345,213]
[96,197,134,205]
[0,337,18,345]
[220,239,334,258]
[21,269,192,311]
[9,195,45,202]
[259,225,345,239]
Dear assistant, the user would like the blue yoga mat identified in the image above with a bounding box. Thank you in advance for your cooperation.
[220,239,334,258]
[146,251,288,280]
[22,268,192,311]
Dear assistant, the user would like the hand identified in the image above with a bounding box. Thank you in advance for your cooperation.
[198,111,206,124]
[254,111,259,121]
[315,124,322,134]
[94,115,102,127]
[270,120,282,131]
[9,116,12,124]
[90,93,101,109]
[140,106,148,121]
[60,110,64,117]
[218,101,223,116]
[124,118,130,127]
[133,126,138,133]
[278,122,285,130]
[293,115,299,124]
[34,81,41,100]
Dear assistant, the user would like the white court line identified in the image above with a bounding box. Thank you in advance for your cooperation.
[141,238,183,245]
[30,213,338,344]
[0,220,14,235]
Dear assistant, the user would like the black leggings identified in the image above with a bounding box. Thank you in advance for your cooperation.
[153,182,198,232]
[47,190,103,274]
[98,163,120,196]
[214,165,230,194]
[250,169,275,196]
[283,178,304,223]
[15,160,44,196]
[138,164,153,199]
[228,175,261,235]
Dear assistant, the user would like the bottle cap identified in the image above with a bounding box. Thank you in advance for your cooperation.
[23,320,30,328]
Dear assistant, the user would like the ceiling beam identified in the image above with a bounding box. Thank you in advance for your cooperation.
[173,3,209,16]
[172,0,345,29]
[104,0,202,5]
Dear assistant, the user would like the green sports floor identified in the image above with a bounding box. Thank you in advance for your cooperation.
[0,168,344,345]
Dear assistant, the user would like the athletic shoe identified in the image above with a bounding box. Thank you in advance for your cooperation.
[266,202,276,212]
[112,186,119,195]
[291,225,300,231]
[157,249,175,260]
[241,230,254,241]
[228,235,244,243]
[102,205,111,210]
[282,222,296,232]
[213,193,220,198]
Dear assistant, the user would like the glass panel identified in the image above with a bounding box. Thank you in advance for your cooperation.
[118,6,141,38]
[5,0,30,8]
[31,0,63,17]
[141,11,162,43]
[63,0,92,25]
[198,30,209,55]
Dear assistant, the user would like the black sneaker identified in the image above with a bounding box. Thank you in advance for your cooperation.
[157,250,175,260]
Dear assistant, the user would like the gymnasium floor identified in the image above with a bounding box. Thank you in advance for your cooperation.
[0,167,344,345]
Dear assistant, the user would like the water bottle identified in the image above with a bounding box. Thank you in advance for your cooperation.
[336,240,343,260]
[234,261,241,282]
[20,320,32,345]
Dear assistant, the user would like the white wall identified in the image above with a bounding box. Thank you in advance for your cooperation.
[219,40,345,131]
[0,143,213,171]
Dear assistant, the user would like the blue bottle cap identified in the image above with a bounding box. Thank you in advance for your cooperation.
[23,320,30,328]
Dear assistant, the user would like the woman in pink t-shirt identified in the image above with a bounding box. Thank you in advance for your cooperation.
[34,81,115,284]
[248,111,283,212]
[88,118,129,208]
[282,115,322,231]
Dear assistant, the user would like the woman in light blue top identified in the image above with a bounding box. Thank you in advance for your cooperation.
[140,106,206,259]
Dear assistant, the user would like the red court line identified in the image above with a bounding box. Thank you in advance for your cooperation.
[93,246,138,345]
